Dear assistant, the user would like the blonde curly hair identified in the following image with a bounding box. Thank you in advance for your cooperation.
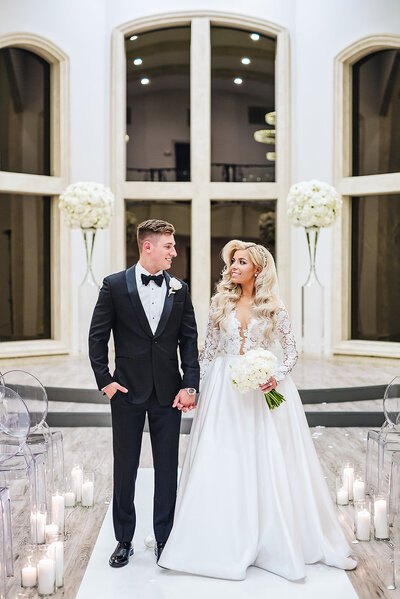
[210,240,280,342]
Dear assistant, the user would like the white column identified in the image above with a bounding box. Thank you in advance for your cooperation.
[190,17,211,343]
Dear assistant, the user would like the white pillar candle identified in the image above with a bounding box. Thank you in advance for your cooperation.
[51,493,65,530]
[353,479,365,502]
[374,498,389,539]
[30,511,46,544]
[356,508,371,541]
[343,467,354,501]
[21,564,37,588]
[336,487,349,505]
[71,466,83,503]
[64,491,75,508]
[81,481,94,507]
[37,556,55,596]
[48,540,64,587]
[45,523,59,544]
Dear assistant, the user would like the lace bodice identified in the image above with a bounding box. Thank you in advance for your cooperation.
[199,302,298,384]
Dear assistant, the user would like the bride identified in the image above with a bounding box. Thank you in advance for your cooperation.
[159,240,356,581]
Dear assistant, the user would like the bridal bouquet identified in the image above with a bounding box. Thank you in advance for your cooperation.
[231,348,285,410]
[59,182,114,229]
[287,179,342,228]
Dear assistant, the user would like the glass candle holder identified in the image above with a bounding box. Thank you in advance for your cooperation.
[45,523,59,544]
[353,476,366,503]
[37,545,56,597]
[81,472,94,507]
[354,499,371,541]
[64,475,76,508]
[342,461,355,502]
[30,508,47,544]
[71,464,83,504]
[374,494,389,540]
[21,546,37,589]
[47,532,64,589]
[51,491,65,532]
[336,477,349,506]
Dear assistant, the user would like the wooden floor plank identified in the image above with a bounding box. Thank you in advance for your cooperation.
[4,425,399,598]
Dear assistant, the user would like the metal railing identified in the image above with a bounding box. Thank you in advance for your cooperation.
[45,385,387,429]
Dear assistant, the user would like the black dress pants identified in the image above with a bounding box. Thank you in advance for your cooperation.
[110,390,181,543]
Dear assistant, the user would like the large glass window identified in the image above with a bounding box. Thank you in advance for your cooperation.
[0,48,50,175]
[211,200,276,292]
[125,27,191,182]
[0,194,51,341]
[353,50,400,176]
[125,200,191,285]
[211,27,276,182]
[351,194,400,341]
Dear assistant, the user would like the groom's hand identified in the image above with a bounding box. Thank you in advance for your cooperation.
[103,382,128,400]
[173,389,196,412]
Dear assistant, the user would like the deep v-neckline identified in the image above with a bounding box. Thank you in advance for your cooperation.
[233,309,253,354]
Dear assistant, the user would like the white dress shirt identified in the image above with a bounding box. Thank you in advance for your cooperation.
[135,262,166,334]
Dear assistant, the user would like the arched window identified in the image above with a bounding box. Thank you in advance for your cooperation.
[111,12,290,339]
[0,34,70,357]
[333,36,400,357]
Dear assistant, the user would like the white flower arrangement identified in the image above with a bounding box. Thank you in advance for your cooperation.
[59,182,114,229]
[231,348,285,410]
[287,179,342,229]
[168,277,182,296]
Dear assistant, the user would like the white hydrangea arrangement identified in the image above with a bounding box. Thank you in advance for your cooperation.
[59,182,114,229]
[287,179,342,229]
[231,348,285,410]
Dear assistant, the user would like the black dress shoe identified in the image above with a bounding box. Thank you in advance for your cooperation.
[109,542,134,568]
[155,541,165,563]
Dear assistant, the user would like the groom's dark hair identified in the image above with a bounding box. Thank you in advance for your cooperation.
[137,219,175,251]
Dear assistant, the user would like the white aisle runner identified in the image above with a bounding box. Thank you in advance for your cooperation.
[76,469,359,599]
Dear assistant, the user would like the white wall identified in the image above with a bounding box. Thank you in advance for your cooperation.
[292,0,400,351]
[1,0,400,353]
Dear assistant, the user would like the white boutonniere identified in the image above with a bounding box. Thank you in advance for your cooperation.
[168,277,182,297]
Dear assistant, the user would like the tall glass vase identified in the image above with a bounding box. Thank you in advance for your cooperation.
[78,228,99,354]
[301,227,324,355]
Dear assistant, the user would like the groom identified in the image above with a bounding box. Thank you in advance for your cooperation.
[89,219,199,568]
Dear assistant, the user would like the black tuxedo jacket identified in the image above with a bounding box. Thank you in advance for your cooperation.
[88,265,200,406]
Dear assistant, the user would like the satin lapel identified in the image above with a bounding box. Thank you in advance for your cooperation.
[154,271,174,338]
[125,265,154,338]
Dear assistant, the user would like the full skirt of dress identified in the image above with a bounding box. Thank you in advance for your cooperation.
[159,355,356,581]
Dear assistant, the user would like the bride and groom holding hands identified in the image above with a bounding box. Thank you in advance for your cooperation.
[88,218,356,582]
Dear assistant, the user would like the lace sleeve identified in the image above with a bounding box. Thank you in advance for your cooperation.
[274,304,298,382]
[199,305,220,384]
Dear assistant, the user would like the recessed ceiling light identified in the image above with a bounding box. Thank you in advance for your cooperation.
[241,57,251,65]
[133,58,142,65]
[130,35,138,41]
[141,77,150,85]
[234,77,243,85]
[250,33,260,41]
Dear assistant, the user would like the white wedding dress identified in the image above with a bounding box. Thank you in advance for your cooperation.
[159,303,356,581]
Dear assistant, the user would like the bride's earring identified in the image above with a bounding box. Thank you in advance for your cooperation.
[254,273,258,278]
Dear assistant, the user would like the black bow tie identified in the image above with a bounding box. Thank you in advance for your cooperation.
[141,273,163,287]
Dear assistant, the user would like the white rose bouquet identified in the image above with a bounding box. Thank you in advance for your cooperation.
[231,348,285,410]
[287,179,342,228]
[59,182,114,229]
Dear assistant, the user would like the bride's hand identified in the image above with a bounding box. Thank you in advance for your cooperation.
[260,377,277,393]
